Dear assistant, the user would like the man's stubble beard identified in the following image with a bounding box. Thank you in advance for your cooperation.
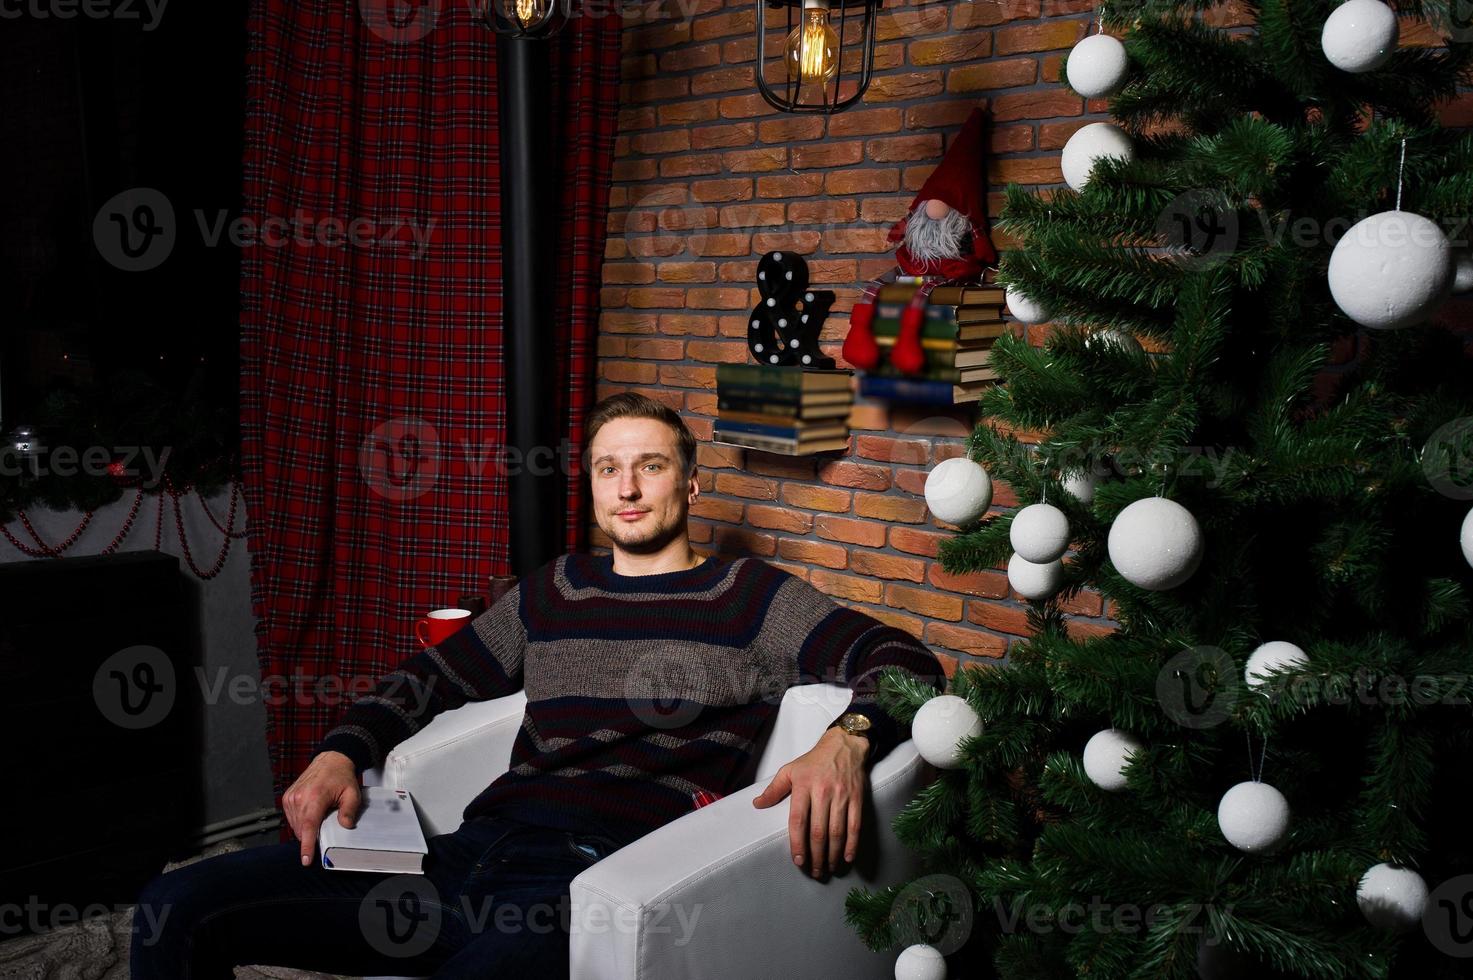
[607,510,686,554]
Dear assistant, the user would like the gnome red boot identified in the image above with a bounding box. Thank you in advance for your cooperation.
[842,301,881,370]
[890,305,928,375]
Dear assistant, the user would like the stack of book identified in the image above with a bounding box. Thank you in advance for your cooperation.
[713,364,854,455]
[858,282,1009,405]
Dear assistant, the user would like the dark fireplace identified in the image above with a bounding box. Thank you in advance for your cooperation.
[0,550,203,935]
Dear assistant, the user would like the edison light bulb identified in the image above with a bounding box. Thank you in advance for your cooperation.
[784,0,839,84]
[499,0,547,26]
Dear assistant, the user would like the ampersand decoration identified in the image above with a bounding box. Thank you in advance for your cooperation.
[747,251,836,368]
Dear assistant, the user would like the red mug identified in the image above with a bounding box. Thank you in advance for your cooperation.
[415,608,472,648]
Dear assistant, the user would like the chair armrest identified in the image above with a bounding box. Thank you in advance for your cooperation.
[567,738,935,980]
[362,690,528,837]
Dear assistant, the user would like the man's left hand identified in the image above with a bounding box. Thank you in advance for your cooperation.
[751,727,869,878]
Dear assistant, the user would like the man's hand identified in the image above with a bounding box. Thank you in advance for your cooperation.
[751,727,869,878]
[282,750,361,867]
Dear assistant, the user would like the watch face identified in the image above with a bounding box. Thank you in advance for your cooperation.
[844,713,872,733]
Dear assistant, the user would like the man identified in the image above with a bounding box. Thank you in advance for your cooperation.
[132,391,948,978]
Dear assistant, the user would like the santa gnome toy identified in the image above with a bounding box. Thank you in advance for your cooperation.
[841,106,997,375]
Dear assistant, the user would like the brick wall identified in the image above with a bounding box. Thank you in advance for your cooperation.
[594,0,1471,677]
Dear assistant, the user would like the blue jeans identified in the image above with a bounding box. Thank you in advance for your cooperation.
[129,815,623,979]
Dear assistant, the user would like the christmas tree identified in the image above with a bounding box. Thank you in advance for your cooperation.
[849,2,1473,978]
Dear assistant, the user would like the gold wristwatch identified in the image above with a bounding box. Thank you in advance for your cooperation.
[828,711,874,758]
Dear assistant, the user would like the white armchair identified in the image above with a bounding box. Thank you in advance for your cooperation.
[359,683,937,980]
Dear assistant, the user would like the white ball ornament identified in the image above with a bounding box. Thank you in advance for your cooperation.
[1217,781,1290,854]
[1010,503,1071,563]
[1357,863,1429,931]
[1461,507,1473,568]
[1106,497,1204,591]
[1328,210,1454,330]
[1321,0,1399,74]
[1061,122,1135,192]
[1454,251,1473,295]
[1196,935,1250,980]
[924,457,993,526]
[912,694,983,770]
[1062,469,1097,505]
[1004,288,1051,324]
[1065,33,1128,98]
[1008,552,1064,601]
[1085,327,1144,355]
[894,943,947,980]
[1244,640,1309,689]
[1082,728,1142,792]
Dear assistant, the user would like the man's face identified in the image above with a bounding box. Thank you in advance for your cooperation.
[588,416,697,554]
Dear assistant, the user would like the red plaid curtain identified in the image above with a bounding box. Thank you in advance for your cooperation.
[240,0,620,810]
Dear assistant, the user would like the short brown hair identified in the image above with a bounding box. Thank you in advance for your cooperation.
[585,392,697,478]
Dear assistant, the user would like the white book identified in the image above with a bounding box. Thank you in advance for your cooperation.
[319,786,429,874]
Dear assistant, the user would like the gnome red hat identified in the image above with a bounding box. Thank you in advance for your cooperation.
[888,106,997,279]
[841,107,997,374]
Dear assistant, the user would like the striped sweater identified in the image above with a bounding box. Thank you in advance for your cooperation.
[318,552,949,849]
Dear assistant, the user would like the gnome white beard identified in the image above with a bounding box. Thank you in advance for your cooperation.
[904,203,972,264]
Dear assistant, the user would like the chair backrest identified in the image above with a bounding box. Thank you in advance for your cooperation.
[737,683,853,787]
